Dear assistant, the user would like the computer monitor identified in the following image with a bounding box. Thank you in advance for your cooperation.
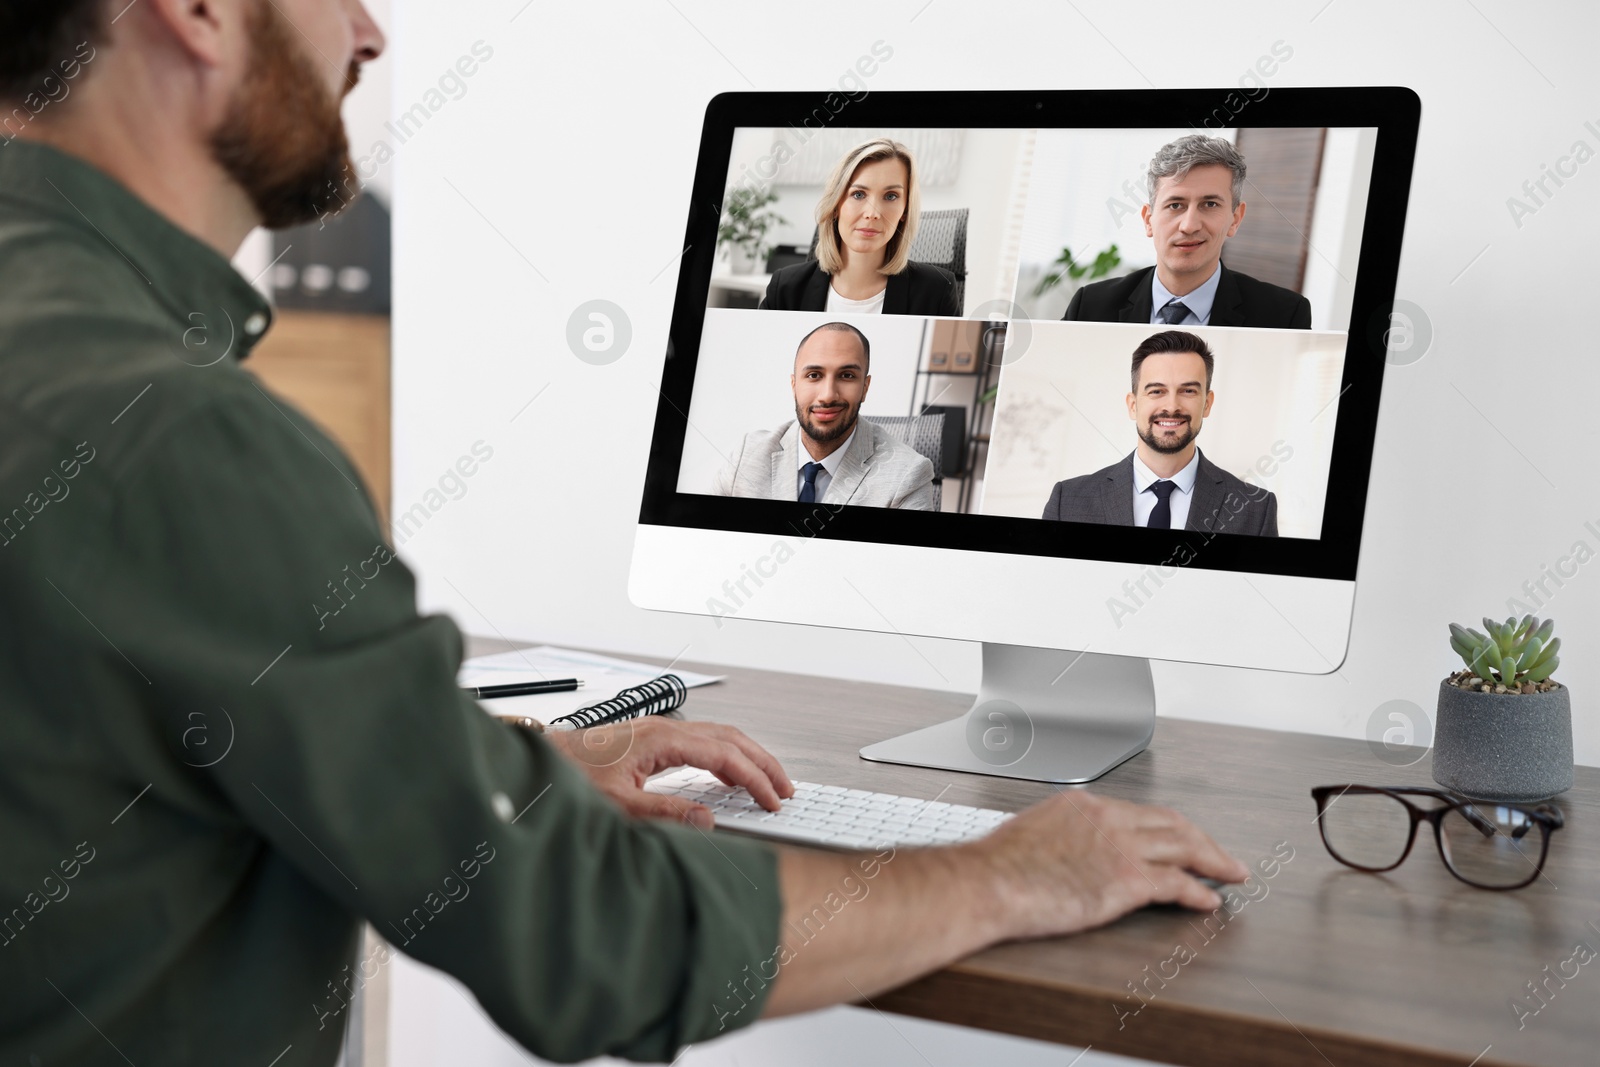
[631,88,1420,783]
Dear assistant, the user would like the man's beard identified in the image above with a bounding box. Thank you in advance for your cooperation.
[796,400,859,446]
[209,0,360,229]
[1138,414,1198,454]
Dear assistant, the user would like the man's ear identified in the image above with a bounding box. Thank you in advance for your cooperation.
[1226,201,1246,238]
[142,0,234,68]
[1126,392,1137,420]
[1140,202,1154,237]
[1203,390,1215,417]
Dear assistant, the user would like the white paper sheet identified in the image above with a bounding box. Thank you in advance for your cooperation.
[458,646,723,725]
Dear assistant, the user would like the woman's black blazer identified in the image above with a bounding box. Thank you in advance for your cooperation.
[759,260,961,317]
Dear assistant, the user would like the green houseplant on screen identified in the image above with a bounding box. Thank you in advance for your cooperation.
[1434,616,1572,802]
[717,186,786,275]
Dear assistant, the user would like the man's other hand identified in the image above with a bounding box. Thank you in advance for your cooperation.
[545,717,793,828]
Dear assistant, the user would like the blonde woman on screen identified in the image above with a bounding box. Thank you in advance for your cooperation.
[760,138,960,316]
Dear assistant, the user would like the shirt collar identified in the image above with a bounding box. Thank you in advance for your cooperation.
[798,426,857,476]
[0,140,273,361]
[1150,264,1222,326]
[1132,448,1200,495]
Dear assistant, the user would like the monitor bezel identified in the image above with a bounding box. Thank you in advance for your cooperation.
[639,87,1420,583]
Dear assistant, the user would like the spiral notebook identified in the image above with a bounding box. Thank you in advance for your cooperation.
[458,646,723,726]
[548,673,688,731]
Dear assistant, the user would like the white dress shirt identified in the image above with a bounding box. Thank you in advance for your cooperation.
[796,427,856,501]
[1150,266,1222,326]
[1131,449,1200,529]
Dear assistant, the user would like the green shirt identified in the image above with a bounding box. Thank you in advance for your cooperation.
[0,141,780,1064]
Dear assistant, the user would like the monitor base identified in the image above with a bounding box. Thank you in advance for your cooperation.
[859,643,1155,784]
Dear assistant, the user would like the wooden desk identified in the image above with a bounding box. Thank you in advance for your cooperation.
[469,640,1595,1067]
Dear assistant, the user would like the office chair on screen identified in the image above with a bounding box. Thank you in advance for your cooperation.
[863,412,945,512]
[905,208,968,313]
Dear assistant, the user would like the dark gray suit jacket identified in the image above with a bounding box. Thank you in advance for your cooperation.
[1062,264,1311,330]
[1041,449,1278,537]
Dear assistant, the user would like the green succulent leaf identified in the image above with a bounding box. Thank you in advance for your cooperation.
[1528,636,1560,670]
[1526,656,1560,683]
[1472,644,1501,681]
[1519,637,1544,675]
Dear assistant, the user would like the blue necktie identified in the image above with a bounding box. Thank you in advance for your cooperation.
[1156,299,1191,325]
[1146,479,1177,529]
[799,462,824,503]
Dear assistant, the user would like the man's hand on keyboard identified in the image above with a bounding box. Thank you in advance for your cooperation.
[973,789,1251,936]
[545,717,794,828]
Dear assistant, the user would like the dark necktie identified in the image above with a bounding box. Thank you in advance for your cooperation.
[1146,479,1177,529]
[799,462,824,503]
[1156,299,1191,325]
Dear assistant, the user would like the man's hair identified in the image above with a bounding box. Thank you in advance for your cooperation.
[0,1,105,97]
[795,321,871,373]
[1131,330,1214,392]
[814,137,920,277]
[1147,135,1247,209]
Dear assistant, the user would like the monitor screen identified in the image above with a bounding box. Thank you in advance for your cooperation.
[641,90,1419,584]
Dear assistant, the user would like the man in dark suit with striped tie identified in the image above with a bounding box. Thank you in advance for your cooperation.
[1063,135,1312,330]
[1042,331,1278,537]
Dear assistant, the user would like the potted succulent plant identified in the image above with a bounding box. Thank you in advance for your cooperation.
[1435,615,1572,802]
[717,186,786,275]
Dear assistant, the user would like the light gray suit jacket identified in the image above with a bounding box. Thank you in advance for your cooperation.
[1041,449,1278,537]
[713,419,937,510]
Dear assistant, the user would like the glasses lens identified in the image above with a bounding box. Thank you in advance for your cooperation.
[1440,804,1545,888]
[1319,790,1414,870]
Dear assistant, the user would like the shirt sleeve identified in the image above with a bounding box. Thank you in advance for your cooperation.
[92,382,783,1062]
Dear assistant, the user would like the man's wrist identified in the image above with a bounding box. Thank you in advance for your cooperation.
[914,840,1016,949]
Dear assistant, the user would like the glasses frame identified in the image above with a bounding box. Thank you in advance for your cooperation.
[1311,784,1565,891]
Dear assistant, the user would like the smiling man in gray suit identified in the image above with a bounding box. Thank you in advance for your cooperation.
[713,321,936,509]
[1043,330,1278,537]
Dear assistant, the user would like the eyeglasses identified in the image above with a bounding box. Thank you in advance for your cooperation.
[1311,785,1564,890]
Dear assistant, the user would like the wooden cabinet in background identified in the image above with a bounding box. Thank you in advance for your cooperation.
[246,310,392,527]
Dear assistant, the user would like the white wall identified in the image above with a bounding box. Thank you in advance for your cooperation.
[390,0,1600,1061]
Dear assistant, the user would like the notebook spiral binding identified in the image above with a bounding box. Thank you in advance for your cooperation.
[550,674,688,730]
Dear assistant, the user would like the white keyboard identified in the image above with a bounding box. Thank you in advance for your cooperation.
[645,767,1014,849]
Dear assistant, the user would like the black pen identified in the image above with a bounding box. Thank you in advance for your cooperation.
[463,678,583,699]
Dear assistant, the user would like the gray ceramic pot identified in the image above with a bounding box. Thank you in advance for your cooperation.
[1432,680,1573,802]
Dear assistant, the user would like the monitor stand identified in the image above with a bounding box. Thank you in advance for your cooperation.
[859,643,1155,784]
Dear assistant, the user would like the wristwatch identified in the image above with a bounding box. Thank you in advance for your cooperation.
[494,714,545,733]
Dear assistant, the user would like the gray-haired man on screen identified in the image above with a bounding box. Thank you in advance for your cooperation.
[1064,135,1313,329]
[713,321,937,509]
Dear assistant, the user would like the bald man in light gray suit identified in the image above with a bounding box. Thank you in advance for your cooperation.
[713,322,936,510]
